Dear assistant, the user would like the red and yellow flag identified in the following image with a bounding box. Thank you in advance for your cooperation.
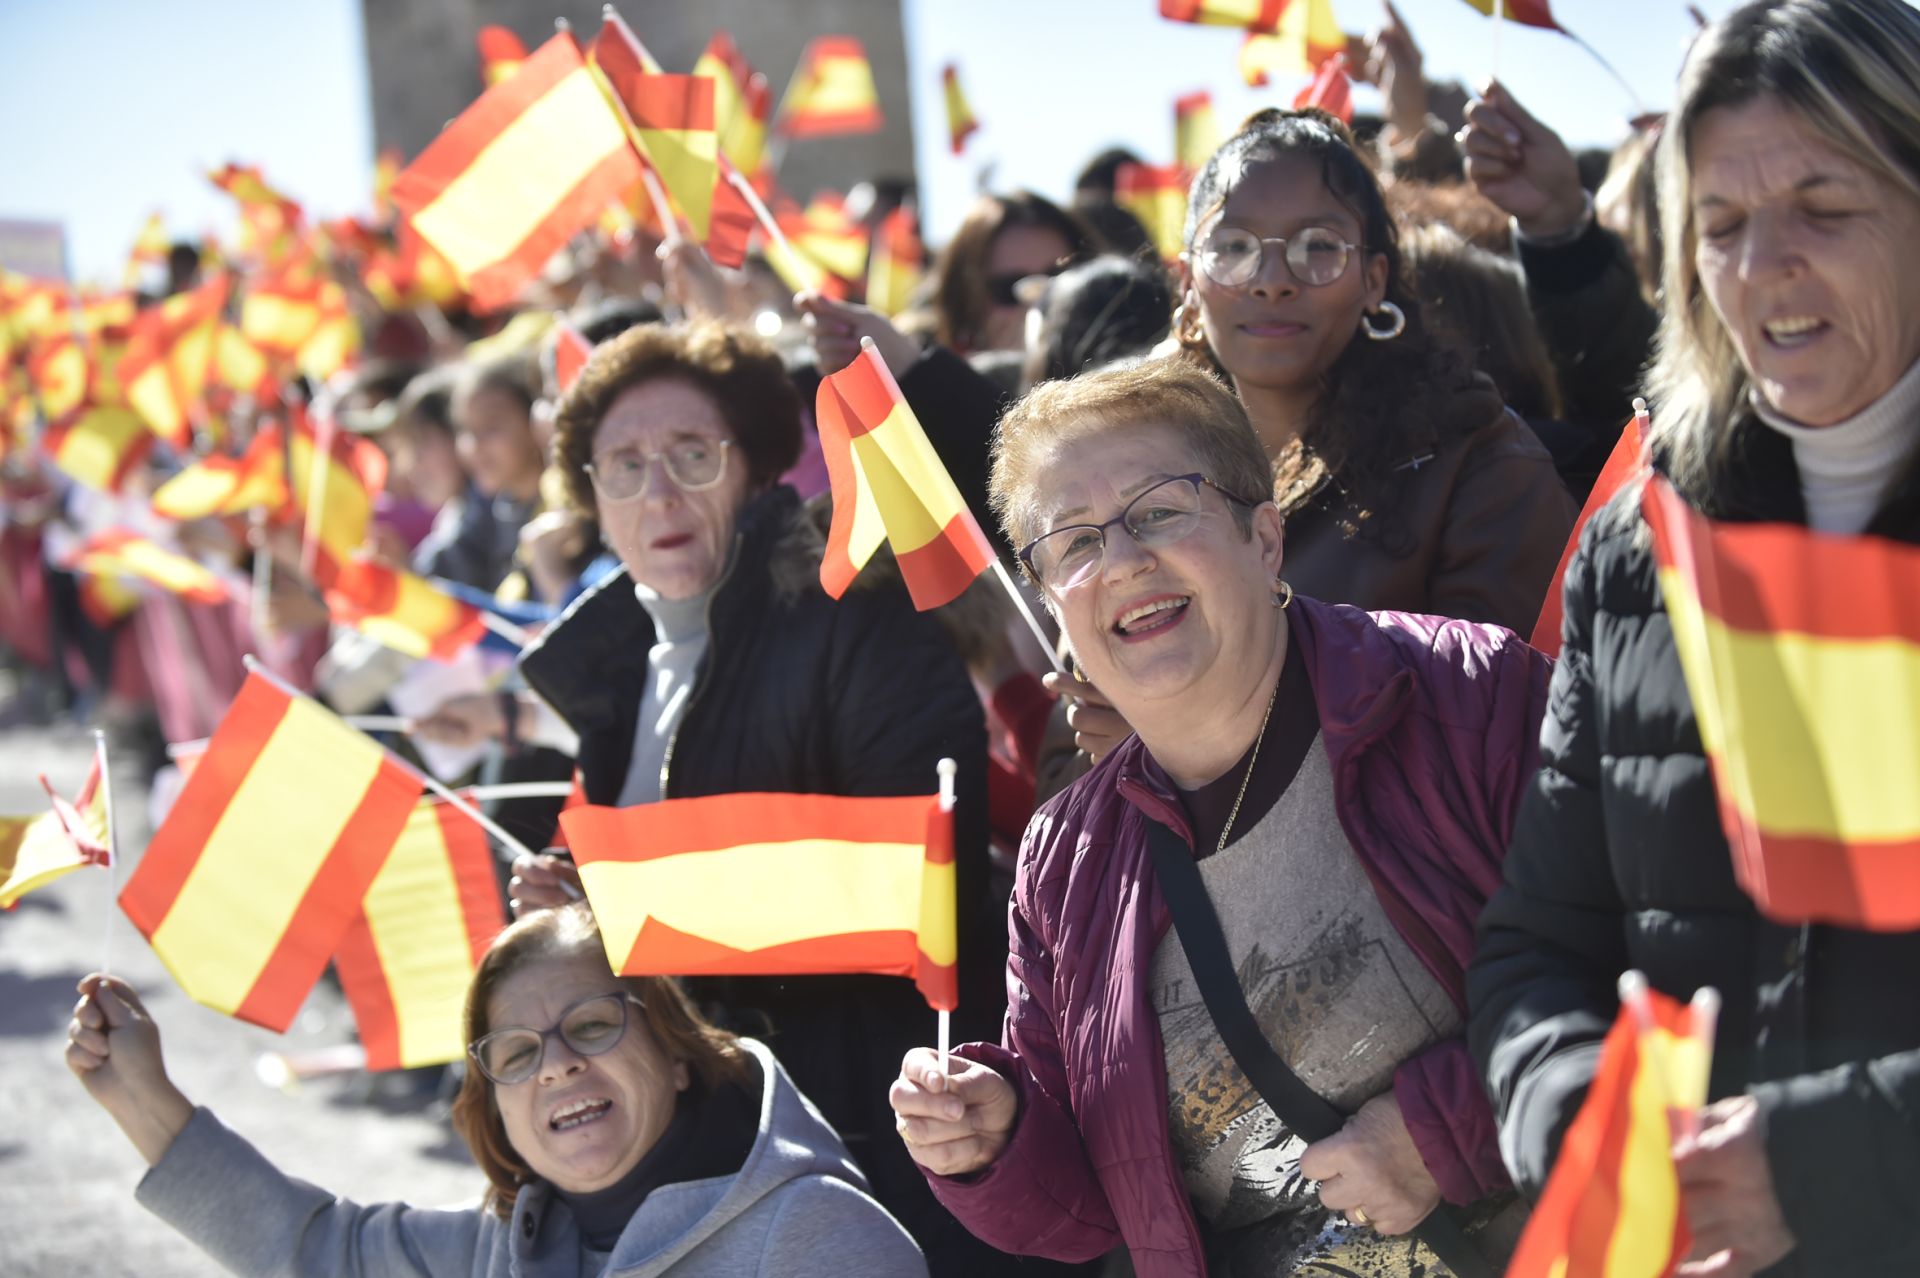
[598,65,721,240]
[372,147,403,225]
[1237,0,1347,85]
[944,64,980,156]
[209,165,305,267]
[334,799,504,1069]
[68,529,231,605]
[1508,983,1709,1278]
[1294,52,1355,125]
[816,344,995,611]
[562,791,957,1011]
[40,406,152,494]
[1115,163,1191,264]
[1460,0,1562,32]
[1532,409,1646,657]
[151,426,288,522]
[695,31,774,179]
[392,32,644,313]
[866,205,925,319]
[287,407,389,581]
[322,558,487,661]
[553,319,593,394]
[0,746,110,909]
[123,213,170,291]
[1161,0,1290,30]
[766,193,869,299]
[120,674,423,1030]
[240,275,359,381]
[1644,475,1920,931]
[475,24,528,87]
[121,274,230,448]
[776,37,883,137]
[1175,91,1220,173]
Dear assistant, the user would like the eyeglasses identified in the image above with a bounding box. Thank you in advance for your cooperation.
[987,260,1071,307]
[586,438,732,501]
[467,992,646,1086]
[1018,473,1256,593]
[1192,225,1359,289]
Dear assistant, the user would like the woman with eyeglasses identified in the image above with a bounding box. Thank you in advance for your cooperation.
[501,321,1020,1276]
[887,357,1548,1276]
[66,903,927,1276]
[928,192,1103,357]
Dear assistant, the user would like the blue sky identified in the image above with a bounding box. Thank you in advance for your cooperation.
[3,0,1740,286]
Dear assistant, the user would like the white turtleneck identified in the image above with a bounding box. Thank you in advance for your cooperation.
[1751,358,1920,534]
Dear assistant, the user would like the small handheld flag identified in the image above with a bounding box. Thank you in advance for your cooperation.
[1530,400,1647,657]
[943,65,979,156]
[776,37,883,137]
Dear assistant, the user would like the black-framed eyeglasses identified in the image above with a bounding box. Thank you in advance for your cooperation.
[467,992,646,1086]
[586,438,732,502]
[1193,225,1360,289]
[1017,473,1257,593]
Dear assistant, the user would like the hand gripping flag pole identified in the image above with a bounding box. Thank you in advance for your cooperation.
[936,756,956,1076]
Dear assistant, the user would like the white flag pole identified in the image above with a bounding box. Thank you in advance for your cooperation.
[1491,2,1505,86]
[94,729,116,976]
[990,559,1068,677]
[936,756,957,1076]
[479,610,532,647]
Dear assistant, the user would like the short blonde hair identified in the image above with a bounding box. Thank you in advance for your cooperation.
[989,356,1275,554]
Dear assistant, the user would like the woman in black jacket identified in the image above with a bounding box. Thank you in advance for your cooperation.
[1467,4,1920,1274]
[507,321,1008,1276]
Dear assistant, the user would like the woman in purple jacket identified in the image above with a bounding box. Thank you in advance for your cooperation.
[887,357,1549,1277]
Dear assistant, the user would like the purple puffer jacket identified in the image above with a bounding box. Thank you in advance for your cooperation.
[925,596,1551,1276]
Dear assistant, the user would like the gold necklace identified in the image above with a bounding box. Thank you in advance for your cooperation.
[1216,674,1282,857]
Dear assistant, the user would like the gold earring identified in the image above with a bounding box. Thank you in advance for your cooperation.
[1272,579,1293,609]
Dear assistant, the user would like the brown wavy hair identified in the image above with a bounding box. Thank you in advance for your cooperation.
[449,903,751,1220]
[550,320,801,516]
[1182,108,1487,551]
[931,191,1102,353]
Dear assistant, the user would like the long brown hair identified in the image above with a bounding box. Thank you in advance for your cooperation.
[449,904,750,1219]
[931,191,1101,353]
[1183,109,1488,550]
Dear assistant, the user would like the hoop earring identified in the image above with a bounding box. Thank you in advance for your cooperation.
[1272,579,1293,610]
[1174,297,1206,349]
[1361,301,1406,341]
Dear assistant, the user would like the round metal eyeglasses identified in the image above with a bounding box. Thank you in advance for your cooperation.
[467,991,646,1086]
[586,438,732,501]
[1193,225,1359,289]
[1017,473,1257,593]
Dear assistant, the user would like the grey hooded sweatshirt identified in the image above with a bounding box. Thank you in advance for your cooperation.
[134,1038,927,1278]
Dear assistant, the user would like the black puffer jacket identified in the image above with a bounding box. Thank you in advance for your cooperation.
[518,483,1008,1273]
[1467,420,1920,1275]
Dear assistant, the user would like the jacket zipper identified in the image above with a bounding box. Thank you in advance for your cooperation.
[656,531,742,800]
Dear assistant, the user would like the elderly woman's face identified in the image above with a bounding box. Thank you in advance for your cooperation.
[592,379,753,600]
[487,957,688,1194]
[1692,96,1920,427]
[1030,422,1282,711]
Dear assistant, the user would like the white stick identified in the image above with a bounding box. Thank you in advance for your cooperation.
[936,757,957,1075]
[241,656,541,865]
[166,737,210,761]
[1491,2,1505,85]
[249,509,274,642]
[639,166,683,248]
[939,1010,951,1078]
[299,414,334,582]
[726,166,798,263]
[991,559,1068,677]
[342,714,415,734]
[479,610,532,647]
[432,781,578,803]
[94,730,116,977]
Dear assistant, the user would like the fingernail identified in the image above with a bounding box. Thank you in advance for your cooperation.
[945,1102,963,1120]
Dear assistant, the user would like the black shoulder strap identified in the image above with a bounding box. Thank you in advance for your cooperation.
[1143,817,1493,1278]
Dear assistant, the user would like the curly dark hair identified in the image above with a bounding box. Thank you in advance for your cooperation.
[551,320,801,516]
[1183,108,1488,549]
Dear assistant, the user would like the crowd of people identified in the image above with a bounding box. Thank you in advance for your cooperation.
[29,0,1920,1273]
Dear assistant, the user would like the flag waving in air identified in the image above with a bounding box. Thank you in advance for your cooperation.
[943,65,980,156]
[150,425,287,522]
[777,37,884,137]
[590,33,721,240]
[121,274,230,448]
[120,673,423,1030]
[0,741,111,909]
[816,342,996,611]
[68,530,231,605]
[1116,162,1191,264]
[1294,53,1355,124]
[475,25,528,87]
[1237,0,1347,85]
[1643,475,1920,931]
[694,31,774,178]
[322,558,488,662]
[1174,91,1219,172]
[562,790,957,1012]
[1459,0,1562,32]
[1531,405,1647,656]
[1160,0,1290,30]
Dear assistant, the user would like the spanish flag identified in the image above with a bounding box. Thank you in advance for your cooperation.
[1293,53,1354,125]
[1460,0,1562,32]
[1161,0,1289,30]
[322,558,488,662]
[122,274,230,448]
[372,147,402,224]
[391,32,644,313]
[1508,980,1710,1278]
[866,205,925,319]
[287,407,389,581]
[150,426,288,521]
[0,745,110,909]
[120,674,423,1030]
[209,165,305,267]
[562,791,957,1011]
[68,529,231,605]
[1115,163,1190,264]
[1175,91,1219,173]
[695,31,773,179]
[40,406,152,494]
[597,62,721,240]
[334,799,504,1069]
[241,275,358,379]
[123,213,170,290]
[210,321,274,398]
[1532,408,1647,657]
[475,24,527,87]
[776,37,883,137]
[766,193,869,299]
[816,343,995,611]
[943,65,979,156]
[1237,0,1347,86]
[1644,475,1920,931]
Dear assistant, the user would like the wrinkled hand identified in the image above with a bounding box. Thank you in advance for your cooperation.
[1674,1096,1796,1276]
[795,292,921,378]
[1459,82,1586,239]
[889,1048,1018,1177]
[1356,1,1428,138]
[412,691,506,750]
[658,238,729,323]
[1299,1093,1442,1237]
[66,975,194,1166]
[508,850,583,917]
[1040,670,1131,764]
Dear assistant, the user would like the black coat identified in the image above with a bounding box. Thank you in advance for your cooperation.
[1467,420,1920,1274]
